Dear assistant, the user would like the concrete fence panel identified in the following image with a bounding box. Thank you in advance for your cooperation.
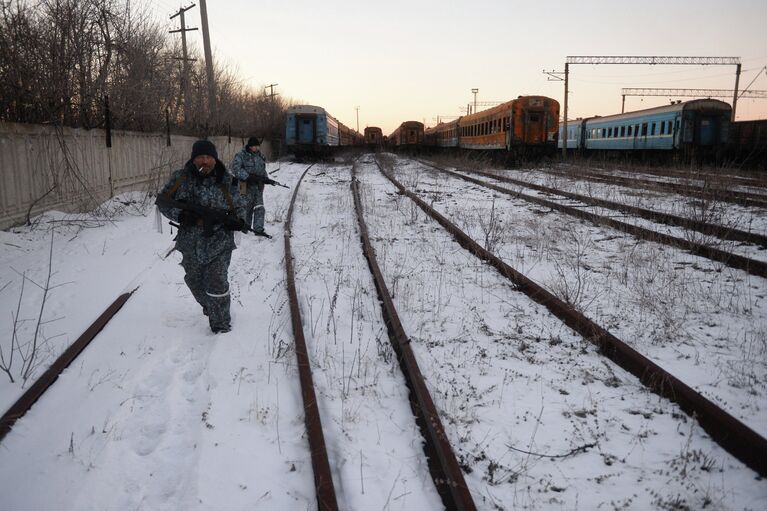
[0,122,261,230]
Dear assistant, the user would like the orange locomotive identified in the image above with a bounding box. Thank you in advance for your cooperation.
[426,96,559,154]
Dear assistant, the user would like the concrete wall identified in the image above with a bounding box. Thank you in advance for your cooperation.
[0,122,269,230]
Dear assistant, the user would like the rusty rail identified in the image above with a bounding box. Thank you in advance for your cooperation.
[0,244,177,443]
[443,164,767,248]
[547,166,767,209]
[283,164,339,511]
[375,156,767,478]
[418,161,767,279]
[0,290,136,442]
[351,163,477,511]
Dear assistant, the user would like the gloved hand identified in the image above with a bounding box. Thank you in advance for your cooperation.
[225,216,248,233]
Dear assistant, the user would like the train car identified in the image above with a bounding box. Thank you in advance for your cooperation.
[728,119,767,169]
[458,96,559,152]
[559,99,731,155]
[424,119,460,148]
[388,121,424,146]
[422,96,559,155]
[285,104,359,158]
[364,126,383,145]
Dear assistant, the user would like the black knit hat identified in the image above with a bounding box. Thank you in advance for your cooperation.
[191,139,218,160]
[246,136,261,147]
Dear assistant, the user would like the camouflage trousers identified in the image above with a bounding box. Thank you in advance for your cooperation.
[180,250,232,331]
[244,191,265,231]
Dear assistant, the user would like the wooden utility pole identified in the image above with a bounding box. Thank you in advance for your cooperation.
[169,4,198,125]
[265,83,279,100]
[199,0,217,126]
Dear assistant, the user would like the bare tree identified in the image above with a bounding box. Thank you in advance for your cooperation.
[0,0,290,140]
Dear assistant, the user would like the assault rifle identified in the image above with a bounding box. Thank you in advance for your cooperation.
[155,194,272,238]
[245,173,289,188]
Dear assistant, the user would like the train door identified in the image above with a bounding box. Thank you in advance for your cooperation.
[296,114,316,144]
[525,111,544,144]
[697,116,716,146]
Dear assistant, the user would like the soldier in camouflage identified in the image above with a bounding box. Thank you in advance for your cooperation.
[230,137,269,235]
[157,140,246,334]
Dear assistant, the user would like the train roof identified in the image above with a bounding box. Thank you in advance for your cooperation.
[425,118,459,134]
[286,105,330,115]
[587,99,731,124]
[460,95,558,123]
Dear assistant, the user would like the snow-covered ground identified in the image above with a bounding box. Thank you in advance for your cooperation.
[483,165,767,237]
[0,157,765,510]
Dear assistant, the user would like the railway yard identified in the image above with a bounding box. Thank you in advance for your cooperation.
[0,156,765,510]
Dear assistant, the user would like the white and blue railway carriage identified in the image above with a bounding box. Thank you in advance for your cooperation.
[285,105,340,148]
[559,118,587,150]
[559,99,731,152]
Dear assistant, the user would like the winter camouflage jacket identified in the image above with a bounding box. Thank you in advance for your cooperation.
[230,147,267,198]
[158,160,246,263]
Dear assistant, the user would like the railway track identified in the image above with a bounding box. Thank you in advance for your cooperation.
[433,163,767,248]
[3,161,764,509]
[373,154,767,479]
[585,165,767,190]
[284,161,476,510]
[542,165,767,209]
[416,160,767,279]
[0,245,175,443]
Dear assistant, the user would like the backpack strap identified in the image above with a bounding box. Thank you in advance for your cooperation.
[164,173,187,198]
[218,183,236,212]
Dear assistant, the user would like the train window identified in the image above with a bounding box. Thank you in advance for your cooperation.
[651,123,656,135]
[641,123,648,136]
[601,128,606,138]
[529,114,540,122]
[620,126,626,137]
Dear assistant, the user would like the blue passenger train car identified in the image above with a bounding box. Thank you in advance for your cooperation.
[285,105,340,154]
[285,105,362,159]
[559,99,731,154]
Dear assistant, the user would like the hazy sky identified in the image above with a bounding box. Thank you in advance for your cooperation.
[147,0,767,134]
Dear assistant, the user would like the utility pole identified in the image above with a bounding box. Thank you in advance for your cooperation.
[732,63,741,121]
[542,68,567,157]
[264,84,278,139]
[198,0,217,126]
[471,88,479,114]
[563,63,569,158]
[355,106,360,132]
[170,4,198,125]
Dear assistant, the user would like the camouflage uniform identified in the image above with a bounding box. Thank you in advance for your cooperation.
[230,147,268,232]
[158,158,245,333]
